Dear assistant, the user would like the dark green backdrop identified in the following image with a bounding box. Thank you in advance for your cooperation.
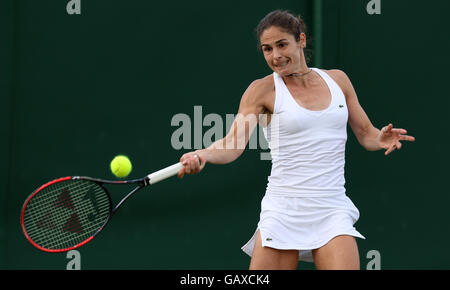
[1,0,448,269]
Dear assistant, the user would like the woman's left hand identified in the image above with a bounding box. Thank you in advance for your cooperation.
[378,123,416,156]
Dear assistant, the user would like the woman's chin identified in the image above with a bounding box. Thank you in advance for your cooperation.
[275,67,291,76]
[279,69,293,77]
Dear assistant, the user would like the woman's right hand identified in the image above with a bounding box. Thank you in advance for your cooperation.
[178,151,206,178]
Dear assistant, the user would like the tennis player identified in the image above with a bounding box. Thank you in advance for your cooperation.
[178,10,415,270]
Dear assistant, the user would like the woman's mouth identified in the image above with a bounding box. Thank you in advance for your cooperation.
[274,60,289,69]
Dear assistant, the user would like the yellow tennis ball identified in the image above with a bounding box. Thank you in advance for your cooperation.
[110,155,132,178]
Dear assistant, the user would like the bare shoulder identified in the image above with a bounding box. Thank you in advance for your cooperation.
[321,69,354,95]
[248,74,275,95]
[323,69,351,85]
[241,74,275,113]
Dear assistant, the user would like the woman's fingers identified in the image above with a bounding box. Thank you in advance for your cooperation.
[382,124,393,136]
[177,166,185,179]
[391,128,407,135]
[399,135,416,142]
[185,158,194,174]
[190,156,198,173]
[188,155,200,173]
[178,153,203,178]
[385,139,407,155]
[385,123,393,133]
[384,125,407,136]
[386,125,415,142]
[178,155,190,178]
[384,133,416,155]
[385,144,396,156]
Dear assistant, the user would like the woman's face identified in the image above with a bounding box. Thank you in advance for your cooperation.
[259,26,306,76]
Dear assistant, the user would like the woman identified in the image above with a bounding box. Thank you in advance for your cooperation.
[177,10,415,270]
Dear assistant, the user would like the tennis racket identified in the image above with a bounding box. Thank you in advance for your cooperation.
[21,162,183,253]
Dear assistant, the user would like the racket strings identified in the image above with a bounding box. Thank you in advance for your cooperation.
[23,180,111,250]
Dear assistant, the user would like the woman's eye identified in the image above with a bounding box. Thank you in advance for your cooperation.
[263,47,272,52]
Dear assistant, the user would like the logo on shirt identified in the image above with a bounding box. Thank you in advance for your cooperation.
[339,105,344,108]
[266,238,273,241]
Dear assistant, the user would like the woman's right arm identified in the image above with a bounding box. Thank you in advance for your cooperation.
[178,79,268,178]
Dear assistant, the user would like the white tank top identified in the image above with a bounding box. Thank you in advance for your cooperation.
[263,68,349,197]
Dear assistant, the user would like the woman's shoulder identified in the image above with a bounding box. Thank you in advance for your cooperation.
[239,74,275,112]
[320,68,348,79]
[320,68,352,93]
[248,74,275,95]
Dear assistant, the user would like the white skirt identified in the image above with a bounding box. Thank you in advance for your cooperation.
[241,193,365,263]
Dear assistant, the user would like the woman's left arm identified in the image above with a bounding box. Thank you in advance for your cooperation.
[329,70,415,156]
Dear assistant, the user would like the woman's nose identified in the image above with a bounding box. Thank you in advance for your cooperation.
[273,48,282,59]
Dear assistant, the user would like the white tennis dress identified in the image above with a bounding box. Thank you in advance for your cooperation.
[241,68,365,263]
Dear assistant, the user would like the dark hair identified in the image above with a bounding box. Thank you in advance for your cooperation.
[255,10,307,50]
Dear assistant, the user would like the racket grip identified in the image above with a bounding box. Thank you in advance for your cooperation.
[147,163,183,185]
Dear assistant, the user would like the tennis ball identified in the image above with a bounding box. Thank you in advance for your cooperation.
[110,155,132,178]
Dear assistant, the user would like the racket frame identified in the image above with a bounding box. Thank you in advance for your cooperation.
[20,176,149,253]
[21,162,183,253]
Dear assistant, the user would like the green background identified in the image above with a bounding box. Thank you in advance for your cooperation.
[1,0,448,269]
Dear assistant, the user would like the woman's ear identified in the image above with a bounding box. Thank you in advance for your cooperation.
[300,32,307,48]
